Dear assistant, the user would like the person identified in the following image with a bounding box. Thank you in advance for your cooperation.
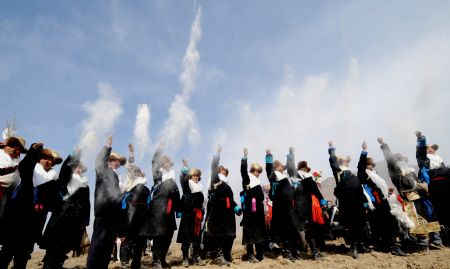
[265,149,298,261]
[119,144,150,269]
[0,142,44,269]
[415,131,447,248]
[31,147,63,247]
[378,136,433,252]
[240,148,266,263]
[87,135,127,269]
[140,143,181,269]
[40,149,91,269]
[177,160,206,267]
[205,145,241,266]
[286,147,328,260]
[357,141,406,256]
[0,136,27,218]
[328,141,369,258]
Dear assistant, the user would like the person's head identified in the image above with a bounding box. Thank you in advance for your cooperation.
[427,144,439,155]
[337,155,351,167]
[297,161,311,172]
[189,168,202,183]
[108,152,126,170]
[218,165,229,177]
[39,149,62,172]
[273,160,286,172]
[1,136,27,159]
[160,155,173,171]
[249,163,263,177]
[366,157,376,171]
[74,163,88,175]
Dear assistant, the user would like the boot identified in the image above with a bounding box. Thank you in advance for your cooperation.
[391,247,407,256]
[312,249,324,260]
[246,254,259,263]
[214,250,230,266]
[350,245,358,259]
[182,257,189,268]
[358,244,371,253]
[193,256,206,266]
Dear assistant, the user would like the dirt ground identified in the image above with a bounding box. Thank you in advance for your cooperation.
[21,239,450,269]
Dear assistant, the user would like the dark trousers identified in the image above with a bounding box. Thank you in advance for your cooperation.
[181,234,201,259]
[0,239,34,269]
[152,232,174,264]
[305,222,325,252]
[86,217,118,269]
[120,236,146,269]
[206,235,235,261]
[43,248,68,269]
[246,242,264,260]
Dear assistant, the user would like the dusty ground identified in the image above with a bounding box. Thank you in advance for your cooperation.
[20,239,450,269]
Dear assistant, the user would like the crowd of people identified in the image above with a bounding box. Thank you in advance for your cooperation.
[0,130,449,269]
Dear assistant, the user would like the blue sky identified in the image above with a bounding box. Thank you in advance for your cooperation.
[2,0,450,194]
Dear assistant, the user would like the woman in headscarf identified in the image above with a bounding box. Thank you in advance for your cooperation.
[240,148,266,263]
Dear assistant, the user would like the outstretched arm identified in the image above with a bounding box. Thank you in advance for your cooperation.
[286,147,296,178]
[152,142,164,181]
[241,148,250,189]
[211,145,222,187]
[328,141,340,181]
[96,135,113,171]
[415,131,429,170]
[265,149,275,182]
[357,141,368,181]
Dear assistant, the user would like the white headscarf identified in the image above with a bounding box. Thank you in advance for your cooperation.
[33,163,58,187]
[428,154,445,169]
[0,149,20,168]
[189,179,203,193]
[248,173,260,189]
[160,168,175,182]
[0,149,21,188]
[297,170,312,180]
[218,173,229,183]
[274,171,287,181]
[366,169,389,198]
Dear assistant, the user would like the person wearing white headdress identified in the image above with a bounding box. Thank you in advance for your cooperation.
[240,148,266,263]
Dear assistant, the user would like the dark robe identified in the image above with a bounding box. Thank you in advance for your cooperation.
[176,170,204,244]
[240,158,266,245]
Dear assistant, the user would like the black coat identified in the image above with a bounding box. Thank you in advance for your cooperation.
[140,149,180,237]
[121,183,150,238]
[40,153,91,251]
[0,144,41,245]
[94,146,123,221]
[266,156,295,242]
[177,170,204,243]
[206,153,237,238]
[240,158,266,245]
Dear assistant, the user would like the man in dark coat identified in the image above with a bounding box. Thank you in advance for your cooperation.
[140,144,181,269]
[240,148,266,263]
[176,161,206,267]
[357,141,406,256]
[328,141,369,259]
[205,145,241,265]
[286,147,328,260]
[265,149,298,261]
[86,135,126,269]
[41,149,91,269]
[0,142,44,269]
[119,144,150,269]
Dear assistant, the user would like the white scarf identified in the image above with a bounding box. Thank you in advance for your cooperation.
[387,194,415,229]
[248,173,260,189]
[218,173,229,183]
[160,168,175,182]
[428,154,445,169]
[397,161,415,175]
[366,169,389,198]
[188,179,203,193]
[124,176,147,192]
[0,149,21,188]
[274,171,287,181]
[67,173,88,196]
[0,149,20,168]
[33,163,58,187]
[297,170,312,180]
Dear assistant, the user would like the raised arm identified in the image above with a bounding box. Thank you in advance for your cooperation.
[241,148,250,189]
[18,143,44,184]
[58,149,82,188]
[125,143,138,181]
[265,149,275,182]
[415,131,429,170]
[180,159,190,193]
[328,141,340,182]
[357,141,368,181]
[95,135,113,171]
[210,145,222,187]
[152,142,164,182]
[286,147,296,178]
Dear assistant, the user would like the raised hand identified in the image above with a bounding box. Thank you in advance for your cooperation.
[377,137,385,145]
[106,135,113,148]
[415,131,423,139]
[32,143,44,150]
[289,146,295,154]
[182,158,189,167]
[128,143,134,153]
[328,141,334,148]
[266,149,271,155]
[216,144,223,153]
[243,148,248,158]
[362,141,368,151]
